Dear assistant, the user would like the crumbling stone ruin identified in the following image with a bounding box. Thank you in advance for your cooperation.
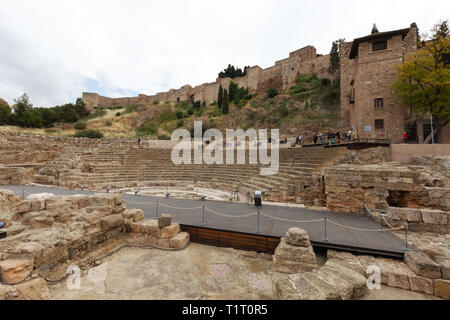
[0,191,189,300]
[324,155,450,235]
[273,228,449,300]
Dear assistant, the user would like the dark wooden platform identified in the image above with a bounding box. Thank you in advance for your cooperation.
[3,185,412,259]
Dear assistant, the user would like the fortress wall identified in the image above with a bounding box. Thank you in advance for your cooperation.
[82,45,335,110]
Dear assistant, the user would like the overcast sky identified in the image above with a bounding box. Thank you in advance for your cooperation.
[0,0,448,107]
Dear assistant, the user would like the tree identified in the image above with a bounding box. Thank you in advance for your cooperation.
[20,109,43,128]
[0,103,11,125]
[222,89,229,114]
[13,93,33,117]
[218,64,249,78]
[329,39,344,74]
[393,20,450,144]
[229,82,238,102]
[74,98,89,118]
[218,84,223,110]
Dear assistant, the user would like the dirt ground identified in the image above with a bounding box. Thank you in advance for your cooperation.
[49,243,438,300]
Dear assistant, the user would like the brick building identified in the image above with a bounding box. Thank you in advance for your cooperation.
[340,26,418,143]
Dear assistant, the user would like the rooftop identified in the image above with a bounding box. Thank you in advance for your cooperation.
[349,27,412,59]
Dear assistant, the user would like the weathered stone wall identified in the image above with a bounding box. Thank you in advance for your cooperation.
[340,27,418,142]
[0,192,190,300]
[82,46,335,110]
[323,155,450,219]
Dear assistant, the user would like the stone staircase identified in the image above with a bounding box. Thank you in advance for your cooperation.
[34,145,347,203]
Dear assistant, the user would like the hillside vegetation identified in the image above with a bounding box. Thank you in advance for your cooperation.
[0,74,342,139]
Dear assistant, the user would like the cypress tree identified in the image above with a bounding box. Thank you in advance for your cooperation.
[222,89,229,114]
[218,84,223,110]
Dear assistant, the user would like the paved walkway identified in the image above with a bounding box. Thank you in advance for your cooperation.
[3,185,411,257]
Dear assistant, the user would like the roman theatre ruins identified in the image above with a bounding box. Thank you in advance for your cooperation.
[0,132,449,300]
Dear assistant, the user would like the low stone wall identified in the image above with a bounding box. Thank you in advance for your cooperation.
[391,144,450,163]
[128,216,190,250]
[274,227,450,299]
[370,207,450,234]
[323,156,450,214]
[0,191,191,300]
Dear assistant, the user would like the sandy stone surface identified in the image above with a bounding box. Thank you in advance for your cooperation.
[49,243,439,300]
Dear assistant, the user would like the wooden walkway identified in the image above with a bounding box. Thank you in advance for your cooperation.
[4,185,412,258]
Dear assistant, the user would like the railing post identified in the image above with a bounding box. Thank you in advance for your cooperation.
[256,211,261,234]
[201,205,206,226]
[322,217,329,242]
[402,223,412,252]
[154,200,159,220]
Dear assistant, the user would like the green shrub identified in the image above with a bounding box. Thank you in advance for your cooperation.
[157,134,171,140]
[176,120,184,128]
[193,101,201,109]
[136,122,157,136]
[176,111,184,119]
[187,108,194,116]
[44,128,59,134]
[105,120,112,126]
[123,104,137,114]
[85,110,106,120]
[158,110,177,122]
[74,122,87,130]
[74,129,103,139]
[278,100,289,117]
[265,86,278,99]
[115,112,121,117]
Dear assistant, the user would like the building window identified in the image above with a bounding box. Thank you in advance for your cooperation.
[375,119,384,130]
[374,98,384,109]
[372,40,387,52]
[349,88,355,104]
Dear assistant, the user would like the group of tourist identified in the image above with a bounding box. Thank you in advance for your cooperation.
[312,130,357,145]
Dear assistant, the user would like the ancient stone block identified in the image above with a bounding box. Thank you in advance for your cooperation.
[285,227,310,247]
[434,279,450,300]
[169,232,190,249]
[421,209,448,225]
[123,209,144,222]
[321,263,367,298]
[0,258,34,285]
[434,256,450,280]
[14,201,32,214]
[273,238,317,274]
[14,277,51,300]
[409,275,434,295]
[143,220,160,237]
[405,252,441,279]
[387,207,421,222]
[160,223,180,239]
[158,214,172,228]
[100,214,124,232]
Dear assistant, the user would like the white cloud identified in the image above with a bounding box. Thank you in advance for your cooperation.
[0,0,448,106]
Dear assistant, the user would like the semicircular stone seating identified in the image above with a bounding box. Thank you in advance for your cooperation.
[35,145,348,204]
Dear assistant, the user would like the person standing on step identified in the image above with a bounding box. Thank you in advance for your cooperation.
[313,133,318,144]
[403,131,408,144]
